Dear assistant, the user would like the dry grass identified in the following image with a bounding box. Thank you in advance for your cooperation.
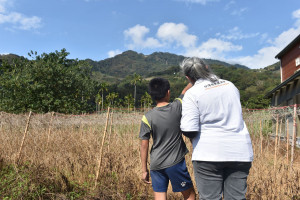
[0,111,299,199]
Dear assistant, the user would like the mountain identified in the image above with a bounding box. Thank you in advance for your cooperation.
[262,61,280,72]
[0,54,23,65]
[86,50,249,78]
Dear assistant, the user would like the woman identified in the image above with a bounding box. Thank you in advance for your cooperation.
[180,57,253,200]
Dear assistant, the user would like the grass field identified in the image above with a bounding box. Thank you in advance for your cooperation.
[0,110,299,199]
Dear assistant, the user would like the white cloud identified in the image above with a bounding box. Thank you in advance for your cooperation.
[292,9,300,27]
[0,0,10,13]
[185,38,242,60]
[108,49,122,58]
[224,0,235,10]
[292,9,300,19]
[122,23,243,64]
[209,9,300,68]
[232,24,300,68]
[217,27,259,40]
[124,24,162,49]
[231,7,248,16]
[122,10,300,69]
[157,23,197,48]
[0,12,42,30]
[0,1,42,31]
[259,33,269,44]
[153,22,159,26]
[175,0,219,5]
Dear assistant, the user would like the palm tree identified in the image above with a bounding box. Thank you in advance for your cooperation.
[95,93,101,113]
[141,92,152,112]
[130,73,142,112]
[99,82,108,111]
[106,92,119,108]
[124,94,134,112]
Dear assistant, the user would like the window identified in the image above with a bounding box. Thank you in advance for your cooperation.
[296,57,300,66]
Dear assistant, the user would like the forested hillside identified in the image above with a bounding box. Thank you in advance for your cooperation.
[0,49,280,113]
[87,50,249,78]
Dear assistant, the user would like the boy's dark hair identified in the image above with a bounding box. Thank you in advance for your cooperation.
[148,78,170,101]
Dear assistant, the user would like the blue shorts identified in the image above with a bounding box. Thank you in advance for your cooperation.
[150,159,193,192]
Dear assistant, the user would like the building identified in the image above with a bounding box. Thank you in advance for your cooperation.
[265,34,300,148]
[265,34,300,106]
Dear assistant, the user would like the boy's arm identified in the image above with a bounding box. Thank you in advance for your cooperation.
[140,139,151,184]
[181,83,193,95]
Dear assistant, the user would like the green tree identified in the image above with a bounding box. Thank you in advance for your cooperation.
[130,73,142,111]
[124,94,134,112]
[99,82,109,110]
[95,93,101,112]
[106,92,119,108]
[140,92,152,111]
[0,49,96,114]
[245,95,270,109]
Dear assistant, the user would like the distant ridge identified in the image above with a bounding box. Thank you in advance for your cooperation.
[0,54,23,65]
[87,50,249,78]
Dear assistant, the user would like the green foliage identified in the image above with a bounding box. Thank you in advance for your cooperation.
[244,95,271,109]
[0,163,85,199]
[140,92,153,108]
[106,92,119,107]
[0,49,96,114]
[124,94,134,111]
[0,49,281,112]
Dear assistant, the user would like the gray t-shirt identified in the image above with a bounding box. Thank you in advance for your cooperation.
[139,95,188,171]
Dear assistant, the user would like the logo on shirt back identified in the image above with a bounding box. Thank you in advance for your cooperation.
[204,80,229,90]
[181,182,186,187]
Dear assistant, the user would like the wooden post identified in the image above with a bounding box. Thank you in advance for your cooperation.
[274,114,279,170]
[46,112,55,150]
[286,118,289,164]
[291,104,297,167]
[16,111,32,164]
[131,120,134,157]
[94,107,110,188]
[260,120,263,155]
[279,119,282,147]
[107,110,114,152]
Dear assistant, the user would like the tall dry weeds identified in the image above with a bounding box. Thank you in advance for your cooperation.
[0,111,299,199]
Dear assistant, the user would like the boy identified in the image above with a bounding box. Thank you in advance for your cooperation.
[139,78,195,200]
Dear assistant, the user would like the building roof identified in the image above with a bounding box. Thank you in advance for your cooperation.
[265,69,300,98]
[275,34,300,59]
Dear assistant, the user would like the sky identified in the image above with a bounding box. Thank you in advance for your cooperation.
[0,0,300,69]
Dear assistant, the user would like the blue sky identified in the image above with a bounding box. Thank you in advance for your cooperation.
[0,0,300,69]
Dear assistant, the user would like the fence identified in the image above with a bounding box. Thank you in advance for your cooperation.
[244,104,300,168]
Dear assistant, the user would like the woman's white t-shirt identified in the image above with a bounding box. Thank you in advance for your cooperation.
[180,79,253,162]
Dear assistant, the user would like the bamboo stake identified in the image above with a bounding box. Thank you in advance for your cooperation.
[291,104,297,167]
[131,120,134,157]
[260,120,263,155]
[16,111,32,164]
[107,109,114,152]
[279,119,282,147]
[46,112,55,150]
[94,107,110,188]
[286,118,289,164]
[274,114,279,170]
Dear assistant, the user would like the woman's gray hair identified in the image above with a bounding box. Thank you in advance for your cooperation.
[180,57,218,82]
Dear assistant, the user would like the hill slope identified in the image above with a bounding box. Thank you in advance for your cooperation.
[87,50,249,78]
